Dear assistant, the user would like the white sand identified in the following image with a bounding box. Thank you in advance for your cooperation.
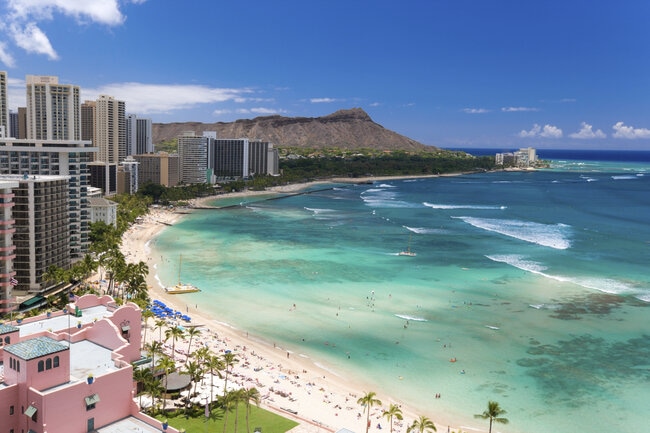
[121,180,471,433]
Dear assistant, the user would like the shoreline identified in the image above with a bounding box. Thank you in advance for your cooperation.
[122,175,480,433]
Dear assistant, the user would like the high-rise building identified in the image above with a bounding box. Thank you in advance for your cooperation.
[95,95,126,164]
[80,100,95,144]
[0,138,97,261]
[0,179,19,315]
[133,152,179,187]
[118,156,139,194]
[125,114,153,156]
[7,174,70,294]
[0,71,8,138]
[25,75,81,141]
[88,162,118,196]
[178,131,209,184]
[208,138,279,180]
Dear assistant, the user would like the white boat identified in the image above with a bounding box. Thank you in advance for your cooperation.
[398,234,416,256]
[165,255,200,294]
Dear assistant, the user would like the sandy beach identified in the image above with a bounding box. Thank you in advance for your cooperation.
[121,178,467,433]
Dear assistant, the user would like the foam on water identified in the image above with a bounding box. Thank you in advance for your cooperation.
[423,202,506,210]
[394,314,428,322]
[456,217,572,249]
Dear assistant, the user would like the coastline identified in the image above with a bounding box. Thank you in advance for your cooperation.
[121,175,475,433]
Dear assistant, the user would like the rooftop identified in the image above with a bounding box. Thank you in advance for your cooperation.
[0,323,19,334]
[17,305,111,337]
[96,416,166,433]
[3,336,68,360]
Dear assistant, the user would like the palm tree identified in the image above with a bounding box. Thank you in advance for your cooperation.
[156,355,176,411]
[185,326,201,362]
[242,387,261,433]
[407,415,437,433]
[220,390,238,433]
[133,367,153,408]
[165,325,185,358]
[474,401,508,433]
[383,403,403,433]
[183,360,204,414]
[221,352,239,396]
[357,391,382,433]
[154,319,167,342]
[141,309,154,350]
[146,340,163,377]
[232,388,245,433]
[205,353,224,406]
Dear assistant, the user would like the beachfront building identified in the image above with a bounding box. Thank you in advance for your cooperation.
[495,147,538,168]
[0,138,97,261]
[126,114,153,156]
[0,71,8,138]
[208,138,280,180]
[178,131,209,184]
[25,75,81,141]
[88,196,118,227]
[0,294,178,433]
[6,174,70,294]
[0,179,18,316]
[133,152,180,187]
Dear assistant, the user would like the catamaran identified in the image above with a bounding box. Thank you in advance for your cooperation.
[398,234,416,257]
[165,255,200,294]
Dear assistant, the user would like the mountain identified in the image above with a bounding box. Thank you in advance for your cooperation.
[152,108,435,151]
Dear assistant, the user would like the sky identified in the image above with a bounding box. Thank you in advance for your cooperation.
[1,0,649,150]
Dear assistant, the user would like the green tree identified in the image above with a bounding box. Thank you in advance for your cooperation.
[221,351,239,396]
[407,415,437,433]
[220,390,238,433]
[184,326,201,362]
[133,367,153,408]
[474,401,508,433]
[141,309,155,350]
[156,355,176,411]
[165,325,185,359]
[145,341,164,383]
[383,403,403,433]
[243,387,261,433]
[357,391,382,433]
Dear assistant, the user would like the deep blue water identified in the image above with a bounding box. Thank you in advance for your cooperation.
[450,147,650,162]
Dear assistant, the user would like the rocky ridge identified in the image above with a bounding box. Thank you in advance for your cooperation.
[153,108,435,151]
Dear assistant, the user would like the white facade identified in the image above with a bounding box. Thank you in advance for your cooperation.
[88,197,118,227]
[178,131,208,184]
[125,114,153,156]
[25,75,81,141]
[95,95,126,164]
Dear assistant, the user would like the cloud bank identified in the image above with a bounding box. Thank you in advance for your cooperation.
[612,122,650,139]
[569,122,606,139]
[519,123,563,138]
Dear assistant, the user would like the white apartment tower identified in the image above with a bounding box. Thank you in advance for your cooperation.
[178,131,209,184]
[95,95,126,163]
[126,114,153,156]
[0,71,8,138]
[25,75,81,141]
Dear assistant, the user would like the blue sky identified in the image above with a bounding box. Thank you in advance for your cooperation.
[1,0,649,149]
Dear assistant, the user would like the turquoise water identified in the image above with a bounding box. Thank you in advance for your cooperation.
[151,159,650,433]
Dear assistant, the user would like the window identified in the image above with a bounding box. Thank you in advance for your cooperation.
[38,360,44,372]
[53,356,59,368]
[9,405,14,415]
[45,358,52,370]
[85,394,100,411]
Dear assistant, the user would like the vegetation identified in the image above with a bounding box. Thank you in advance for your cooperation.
[474,401,509,433]
[358,391,383,433]
[155,405,298,433]
[407,415,437,433]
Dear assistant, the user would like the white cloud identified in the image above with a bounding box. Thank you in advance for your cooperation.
[462,108,490,114]
[541,124,562,138]
[501,106,538,112]
[0,41,16,67]
[8,0,125,26]
[310,98,338,103]
[83,82,254,114]
[10,22,58,59]
[519,123,563,138]
[612,121,650,139]
[235,107,285,115]
[1,0,138,65]
[569,122,606,139]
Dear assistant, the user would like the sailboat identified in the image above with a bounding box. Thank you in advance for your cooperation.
[165,254,201,294]
[398,234,417,257]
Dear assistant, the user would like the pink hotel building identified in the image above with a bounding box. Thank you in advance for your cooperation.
[0,294,179,433]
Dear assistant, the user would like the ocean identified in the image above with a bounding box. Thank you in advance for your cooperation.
[150,150,650,433]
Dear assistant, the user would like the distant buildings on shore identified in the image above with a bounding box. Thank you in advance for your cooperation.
[0,72,279,307]
[495,147,540,168]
